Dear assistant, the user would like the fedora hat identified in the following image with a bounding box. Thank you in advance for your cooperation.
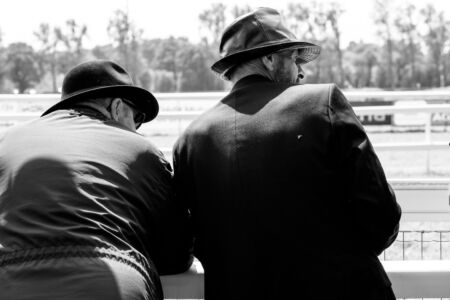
[42,60,159,122]
[211,7,321,77]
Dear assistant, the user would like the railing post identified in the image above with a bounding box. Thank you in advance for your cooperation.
[421,231,424,260]
[402,231,405,260]
[177,119,182,136]
[177,98,182,136]
[425,113,432,175]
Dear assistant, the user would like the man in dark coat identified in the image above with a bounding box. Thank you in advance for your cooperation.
[173,7,401,300]
[0,60,193,300]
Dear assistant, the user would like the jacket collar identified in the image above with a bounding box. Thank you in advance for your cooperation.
[70,106,109,121]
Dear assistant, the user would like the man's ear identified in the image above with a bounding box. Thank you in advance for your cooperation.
[109,98,122,121]
[261,54,275,71]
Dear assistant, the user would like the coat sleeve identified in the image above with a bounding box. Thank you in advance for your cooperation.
[144,149,194,275]
[328,84,401,255]
[172,135,204,261]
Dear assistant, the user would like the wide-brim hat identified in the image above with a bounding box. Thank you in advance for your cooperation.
[42,60,159,122]
[211,7,321,77]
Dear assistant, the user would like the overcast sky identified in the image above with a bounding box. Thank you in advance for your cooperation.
[0,0,449,48]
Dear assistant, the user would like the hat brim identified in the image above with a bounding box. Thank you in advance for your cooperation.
[211,41,321,76]
[41,85,159,122]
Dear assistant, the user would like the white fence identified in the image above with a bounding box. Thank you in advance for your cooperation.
[1,92,450,152]
[153,104,450,154]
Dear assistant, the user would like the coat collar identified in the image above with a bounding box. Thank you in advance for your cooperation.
[231,74,272,92]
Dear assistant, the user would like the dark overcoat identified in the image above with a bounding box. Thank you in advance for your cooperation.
[173,75,401,300]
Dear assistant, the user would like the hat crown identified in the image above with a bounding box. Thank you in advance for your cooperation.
[42,59,159,122]
[219,7,297,58]
[62,60,134,99]
[211,7,320,76]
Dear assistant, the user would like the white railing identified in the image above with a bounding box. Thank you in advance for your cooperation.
[390,178,450,221]
[153,104,450,155]
[1,93,450,154]
[1,108,449,153]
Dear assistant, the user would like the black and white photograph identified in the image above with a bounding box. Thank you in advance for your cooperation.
[0,0,449,299]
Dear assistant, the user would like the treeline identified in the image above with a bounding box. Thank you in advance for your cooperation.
[0,0,449,93]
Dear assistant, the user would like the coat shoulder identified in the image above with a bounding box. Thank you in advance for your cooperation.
[284,83,337,103]
[274,83,338,117]
[174,101,225,149]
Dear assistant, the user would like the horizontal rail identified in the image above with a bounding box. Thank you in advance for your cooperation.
[159,141,450,157]
[0,104,450,120]
[0,111,207,122]
[0,94,60,102]
[0,113,40,122]
[160,259,450,299]
[344,89,450,101]
[1,104,450,120]
[390,177,450,187]
[154,90,450,102]
[389,178,450,221]
[1,90,450,102]
[355,104,450,115]
[385,260,450,298]
[372,141,449,151]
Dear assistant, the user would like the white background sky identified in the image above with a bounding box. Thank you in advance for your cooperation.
[0,0,449,49]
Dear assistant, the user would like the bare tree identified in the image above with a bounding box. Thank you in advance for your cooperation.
[198,3,227,46]
[394,3,420,88]
[230,5,252,19]
[34,23,60,92]
[286,2,327,82]
[421,4,450,87]
[345,41,379,88]
[56,20,87,59]
[0,29,6,92]
[153,37,184,90]
[107,9,144,83]
[287,3,320,41]
[373,0,396,89]
[325,2,345,87]
[6,43,40,93]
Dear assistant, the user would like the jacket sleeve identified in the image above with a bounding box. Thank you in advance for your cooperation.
[172,135,204,261]
[145,150,194,275]
[328,84,401,255]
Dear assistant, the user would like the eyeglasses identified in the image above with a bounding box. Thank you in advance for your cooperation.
[275,49,304,65]
[121,98,146,129]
